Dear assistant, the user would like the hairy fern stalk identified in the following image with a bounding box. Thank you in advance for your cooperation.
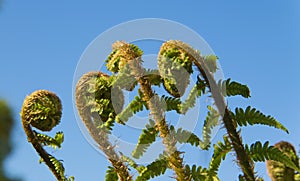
[20,40,299,181]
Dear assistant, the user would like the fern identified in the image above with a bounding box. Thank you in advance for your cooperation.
[144,69,162,86]
[246,141,300,171]
[97,113,115,134]
[232,106,289,133]
[201,106,220,150]
[34,131,64,149]
[116,95,145,124]
[169,126,202,148]
[207,136,232,177]
[161,95,181,113]
[121,154,145,173]
[180,76,206,114]
[47,155,68,181]
[135,154,168,181]
[218,78,250,98]
[132,119,158,159]
[105,166,118,181]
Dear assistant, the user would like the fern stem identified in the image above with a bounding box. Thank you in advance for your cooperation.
[22,120,65,181]
[127,55,189,181]
[78,112,132,181]
[75,72,132,181]
[167,40,255,181]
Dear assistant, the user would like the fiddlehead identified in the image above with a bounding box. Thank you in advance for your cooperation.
[75,71,132,181]
[159,40,256,180]
[109,41,190,180]
[20,90,71,181]
[266,141,299,181]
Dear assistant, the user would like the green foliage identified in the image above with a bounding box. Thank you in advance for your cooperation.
[201,106,220,150]
[218,78,250,98]
[105,166,118,181]
[246,141,299,171]
[135,154,168,181]
[116,95,145,124]
[232,106,289,133]
[34,131,64,149]
[169,126,203,148]
[180,77,206,114]
[22,40,298,181]
[204,55,218,74]
[161,95,181,113]
[132,120,158,159]
[207,136,232,177]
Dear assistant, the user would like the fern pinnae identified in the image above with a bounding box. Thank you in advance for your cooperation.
[232,106,289,133]
[218,78,250,98]
[105,166,119,181]
[116,95,145,124]
[135,155,169,181]
[208,136,232,176]
[246,141,299,171]
[132,119,159,159]
[200,106,220,150]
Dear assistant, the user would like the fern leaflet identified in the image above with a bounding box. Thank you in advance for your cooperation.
[246,141,300,171]
[232,106,288,133]
[132,119,159,159]
[105,166,118,181]
[218,78,250,98]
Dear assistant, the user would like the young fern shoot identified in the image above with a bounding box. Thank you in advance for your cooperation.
[20,90,73,181]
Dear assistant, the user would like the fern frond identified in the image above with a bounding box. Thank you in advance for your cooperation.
[121,154,145,173]
[180,76,206,114]
[246,141,299,171]
[232,106,289,133]
[201,106,220,150]
[208,136,232,176]
[218,78,250,98]
[34,131,64,149]
[132,119,158,159]
[48,155,67,180]
[97,113,115,134]
[116,95,145,124]
[204,55,218,74]
[135,154,168,181]
[144,69,162,86]
[105,166,118,181]
[169,126,202,148]
[161,95,181,113]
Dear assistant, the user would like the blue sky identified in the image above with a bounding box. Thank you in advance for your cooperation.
[0,1,300,181]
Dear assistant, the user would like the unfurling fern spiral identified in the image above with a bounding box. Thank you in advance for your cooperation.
[158,40,194,98]
[75,71,133,181]
[21,90,62,131]
[21,90,72,181]
[266,141,299,181]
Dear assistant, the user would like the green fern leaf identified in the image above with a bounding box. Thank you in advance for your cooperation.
[201,106,220,150]
[161,95,181,113]
[169,126,202,148]
[246,141,300,171]
[34,131,64,149]
[208,136,232,176]
[232,106,289,133]
[116,95,145,124]
[180,76,206,114]
[132,120,158,159]
[218,78,250,98]
[105,166,118,181]
[135,154,168,181]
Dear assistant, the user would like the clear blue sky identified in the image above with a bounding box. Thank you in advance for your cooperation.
[0,1,300,181]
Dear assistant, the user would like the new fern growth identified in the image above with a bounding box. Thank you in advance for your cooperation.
[20,90,73,181]
[21,40,300,181]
